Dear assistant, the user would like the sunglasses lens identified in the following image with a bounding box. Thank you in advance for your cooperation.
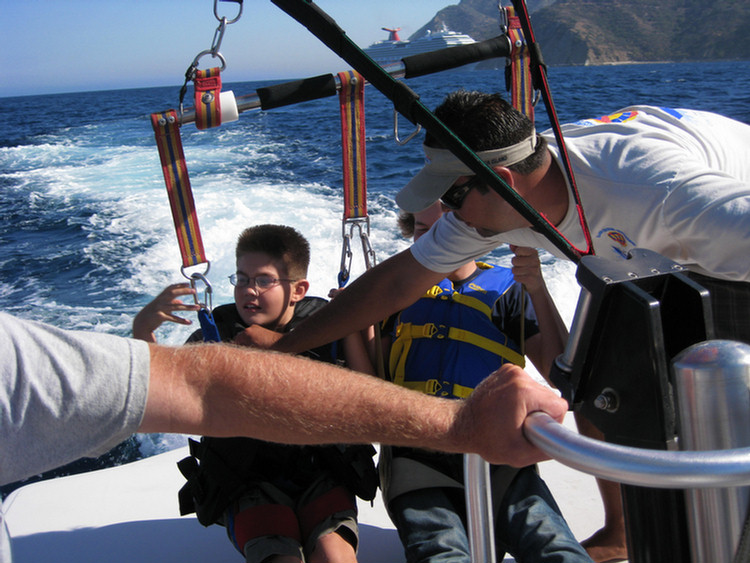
[441,179,474,210]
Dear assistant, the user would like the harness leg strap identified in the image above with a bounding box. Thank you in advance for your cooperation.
[298,485,356,541]
[228,503,302,553]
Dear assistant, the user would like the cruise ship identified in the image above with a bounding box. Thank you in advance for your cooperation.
[364,24,477,65]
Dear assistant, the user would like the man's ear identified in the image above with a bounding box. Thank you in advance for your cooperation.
[290,279,310,303]
[492,165,515,188]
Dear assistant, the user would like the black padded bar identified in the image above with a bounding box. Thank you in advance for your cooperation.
[403,36,511,79]
[256,73,338,110]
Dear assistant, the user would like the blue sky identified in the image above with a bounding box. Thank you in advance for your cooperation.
[1,1,455,97]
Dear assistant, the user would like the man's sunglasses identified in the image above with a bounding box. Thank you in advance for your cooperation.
[439,177,481,210]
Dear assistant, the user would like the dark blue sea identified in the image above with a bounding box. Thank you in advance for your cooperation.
[1,61,749,495]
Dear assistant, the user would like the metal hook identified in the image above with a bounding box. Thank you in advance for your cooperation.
[214,0,243,25]
[359,227,377,270]
[190,49,228,74]
[180,263,212,309]
[338,228,354,288]
[339,218,377,287]
[393,108,422,146]
[188,271,214,312]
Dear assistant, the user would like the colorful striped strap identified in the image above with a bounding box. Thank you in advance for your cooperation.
[337,70,368,220]
[194,67,223,130]
[150,109,209,269]
[506,6,535,121]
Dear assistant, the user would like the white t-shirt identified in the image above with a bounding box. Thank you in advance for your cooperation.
[411,106,750,282]
[0,312,150,486]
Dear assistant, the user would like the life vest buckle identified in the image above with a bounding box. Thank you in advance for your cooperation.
[425,379,442,395]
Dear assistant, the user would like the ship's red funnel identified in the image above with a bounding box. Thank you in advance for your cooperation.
[381,27,402,42]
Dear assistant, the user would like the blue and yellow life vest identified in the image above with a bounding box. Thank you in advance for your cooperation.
[390,262,525,400]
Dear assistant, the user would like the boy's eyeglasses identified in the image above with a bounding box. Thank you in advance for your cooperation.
[228,274,296,291]
[439,177,480,210]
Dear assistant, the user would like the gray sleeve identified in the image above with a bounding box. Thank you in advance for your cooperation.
[0,312,151,485]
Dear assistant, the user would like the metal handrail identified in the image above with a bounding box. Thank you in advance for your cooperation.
[523,412,750,488]
[464,454,496,563]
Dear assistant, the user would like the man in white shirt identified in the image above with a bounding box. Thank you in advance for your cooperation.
[258,91,750,562]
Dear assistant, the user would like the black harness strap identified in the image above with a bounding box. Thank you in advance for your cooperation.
[510,0,594,257]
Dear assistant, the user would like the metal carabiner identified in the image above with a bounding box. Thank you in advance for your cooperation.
[338,229,354,287]
[189,14,228,74]
[214,0,243,25]
[339,217,377,287]
[357,218,377,270]
[189,271,215,312]
[393,108,422,146]
[209,17,228,58]
[189,48,228,73]
[498,2,509,33]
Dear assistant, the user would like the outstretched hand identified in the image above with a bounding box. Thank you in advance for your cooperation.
[132,283,200,343]
[456,363,568,467]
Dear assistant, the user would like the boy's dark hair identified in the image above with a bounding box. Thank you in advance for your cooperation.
[236,224,310,280]
[424,90,547,177]
[397,211,415,239]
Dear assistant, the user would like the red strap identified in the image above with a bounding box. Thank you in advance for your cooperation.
[194,67,223,130]
[298,485,356,540]
[230,503,301,552]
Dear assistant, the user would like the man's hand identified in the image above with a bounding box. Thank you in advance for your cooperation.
[457,363,568,467]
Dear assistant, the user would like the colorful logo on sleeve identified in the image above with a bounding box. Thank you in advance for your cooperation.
[594,111,639,124]
[574,110,640,127]
[596,228,637,259]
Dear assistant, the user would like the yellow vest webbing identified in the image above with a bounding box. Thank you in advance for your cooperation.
[394,322,525,370]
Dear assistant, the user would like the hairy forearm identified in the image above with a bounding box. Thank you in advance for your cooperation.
[143,343,462,451]
[143,342,567,467]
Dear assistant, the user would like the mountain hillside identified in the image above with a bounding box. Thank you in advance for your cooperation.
[411,0,750,65]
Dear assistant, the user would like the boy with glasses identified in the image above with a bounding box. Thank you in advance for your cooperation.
[133,224,375,563]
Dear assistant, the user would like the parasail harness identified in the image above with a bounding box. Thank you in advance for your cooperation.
[149,0,244,343]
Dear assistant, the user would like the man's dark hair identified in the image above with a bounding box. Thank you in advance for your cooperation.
[425,90,547,176]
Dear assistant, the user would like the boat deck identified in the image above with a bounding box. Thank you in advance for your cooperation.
[4,413,606,562]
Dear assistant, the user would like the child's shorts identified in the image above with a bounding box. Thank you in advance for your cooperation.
[223,474,359,563]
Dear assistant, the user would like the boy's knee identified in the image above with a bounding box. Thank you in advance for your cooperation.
[308,530,357,563]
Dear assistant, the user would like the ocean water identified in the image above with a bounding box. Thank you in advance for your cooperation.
[1,60,749,491]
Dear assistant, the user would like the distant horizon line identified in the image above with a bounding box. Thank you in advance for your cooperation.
[3,58,746,100]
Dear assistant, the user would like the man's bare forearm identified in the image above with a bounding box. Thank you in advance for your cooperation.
[142,343,567,467]
[144,343,459,447]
